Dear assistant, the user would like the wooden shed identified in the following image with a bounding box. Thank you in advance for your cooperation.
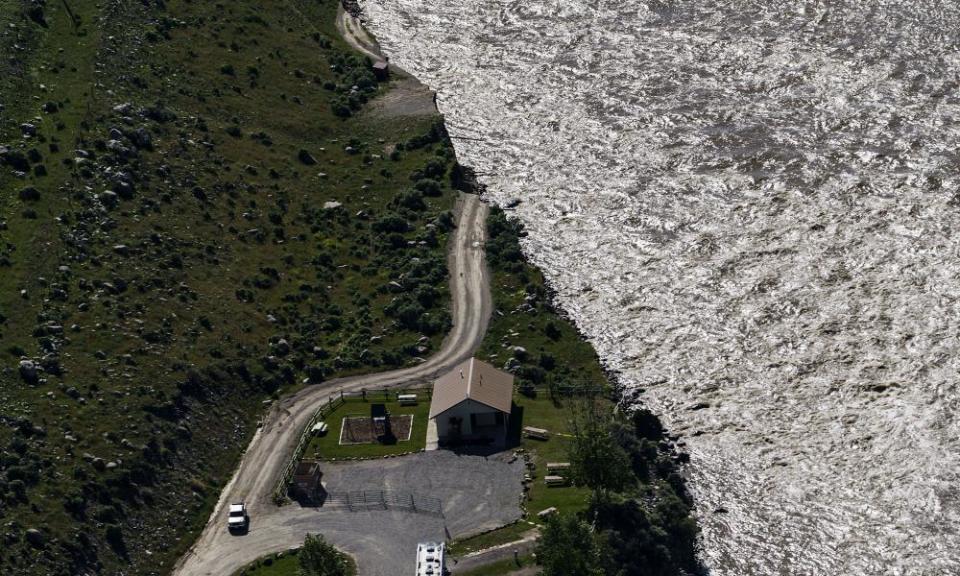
[291,460,322,501]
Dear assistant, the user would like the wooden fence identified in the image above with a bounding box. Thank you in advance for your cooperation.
[272,387,433,504]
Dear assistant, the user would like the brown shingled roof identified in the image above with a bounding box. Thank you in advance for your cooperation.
[429,358,514,418]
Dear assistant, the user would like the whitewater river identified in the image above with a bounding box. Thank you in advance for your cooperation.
[359,1,960,574]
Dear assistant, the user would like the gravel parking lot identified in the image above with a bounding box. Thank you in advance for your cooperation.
[301,451,524,575]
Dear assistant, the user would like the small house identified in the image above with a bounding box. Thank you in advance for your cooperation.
[429,358,513,447]
[372,60,389,81]
[291,460,322,501]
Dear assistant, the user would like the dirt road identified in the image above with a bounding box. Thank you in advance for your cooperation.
[172,194,491,576]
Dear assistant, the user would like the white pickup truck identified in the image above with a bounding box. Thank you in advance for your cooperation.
[227,502,249,533]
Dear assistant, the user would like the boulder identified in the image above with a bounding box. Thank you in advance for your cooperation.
[129,127,153,150]
[20,123,37,137]
[297,149,317,165]
[273,339,291,356]
[18,360,39,384]
[0,148,30,171]
[24,529,44,548]
[98,190,119,208]
[114,180,135,199]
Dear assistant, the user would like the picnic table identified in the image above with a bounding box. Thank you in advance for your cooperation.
[523,426,549,440]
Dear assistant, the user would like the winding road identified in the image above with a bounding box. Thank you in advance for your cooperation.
[172,193,492,576]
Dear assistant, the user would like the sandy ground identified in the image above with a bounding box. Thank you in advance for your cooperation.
[338,4,438,118]
[172,194,492,576]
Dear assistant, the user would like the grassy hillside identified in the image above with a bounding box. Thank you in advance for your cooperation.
[0,0,462,574]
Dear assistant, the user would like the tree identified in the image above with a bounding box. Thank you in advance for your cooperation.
[298,534,350,576]
[536,514,605,576]
[569,399,633,501]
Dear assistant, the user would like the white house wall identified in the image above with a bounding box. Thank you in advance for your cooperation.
[434,399,502,438]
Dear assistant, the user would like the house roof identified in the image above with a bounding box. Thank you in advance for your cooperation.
[429,358,513,418]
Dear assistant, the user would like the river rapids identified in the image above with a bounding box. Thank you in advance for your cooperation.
[359,1,960,574]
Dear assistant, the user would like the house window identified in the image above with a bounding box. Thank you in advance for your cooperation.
[474,412,497,427]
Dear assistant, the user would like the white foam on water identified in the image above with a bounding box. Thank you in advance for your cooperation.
[359,1,960,574]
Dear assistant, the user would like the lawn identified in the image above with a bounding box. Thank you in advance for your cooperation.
[513,393,594,518]
[457,554,537,576]
[303,394,431,459]
[234,548,356,576]
[447,521,536,557]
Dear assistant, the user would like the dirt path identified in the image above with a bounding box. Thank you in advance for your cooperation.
[448,529,540,574]
[172,194,491,576]
[338,4,438,118]
[336,4,384,63]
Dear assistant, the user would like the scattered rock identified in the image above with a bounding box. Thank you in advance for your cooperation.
[129,126,153,150]
[273,339,290,355]
[98,190,119,208]
[24,529,44,548]
[0,148,30,171]
[18,360,39,384]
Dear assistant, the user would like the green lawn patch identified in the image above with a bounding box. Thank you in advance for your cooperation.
[448,521,536,557]
[513,394,594,518]
[234,548,356,576]
[304,395,430,460]
[456,554,536,576]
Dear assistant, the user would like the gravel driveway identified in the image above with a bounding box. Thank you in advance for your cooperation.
[301,451,524,575]
[322,451,524,537]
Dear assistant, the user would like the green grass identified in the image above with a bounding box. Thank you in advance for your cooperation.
[234,548,356,576]
[513,394,593,518]
[456,554,537,576]
[0,0,462,574]
[447,521,536,557]
[303,394,431,459]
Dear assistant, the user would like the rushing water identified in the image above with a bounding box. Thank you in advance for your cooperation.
[359,1,960,573]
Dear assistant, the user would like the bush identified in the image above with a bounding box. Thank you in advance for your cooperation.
[536,515,604,576]
[299,533,350,576]
[414,178,442,197]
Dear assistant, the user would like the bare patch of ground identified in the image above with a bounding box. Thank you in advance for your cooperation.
[368,75,439,118]
[340,414,414,444]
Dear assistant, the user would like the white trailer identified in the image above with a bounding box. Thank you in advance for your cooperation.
[415,542,444,575]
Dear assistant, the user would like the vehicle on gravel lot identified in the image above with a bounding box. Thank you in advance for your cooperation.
[227,503,249,533]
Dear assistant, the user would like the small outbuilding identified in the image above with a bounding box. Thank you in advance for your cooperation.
[372,60,389,81]
[429,358,513,447]
[291,460,322,502]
